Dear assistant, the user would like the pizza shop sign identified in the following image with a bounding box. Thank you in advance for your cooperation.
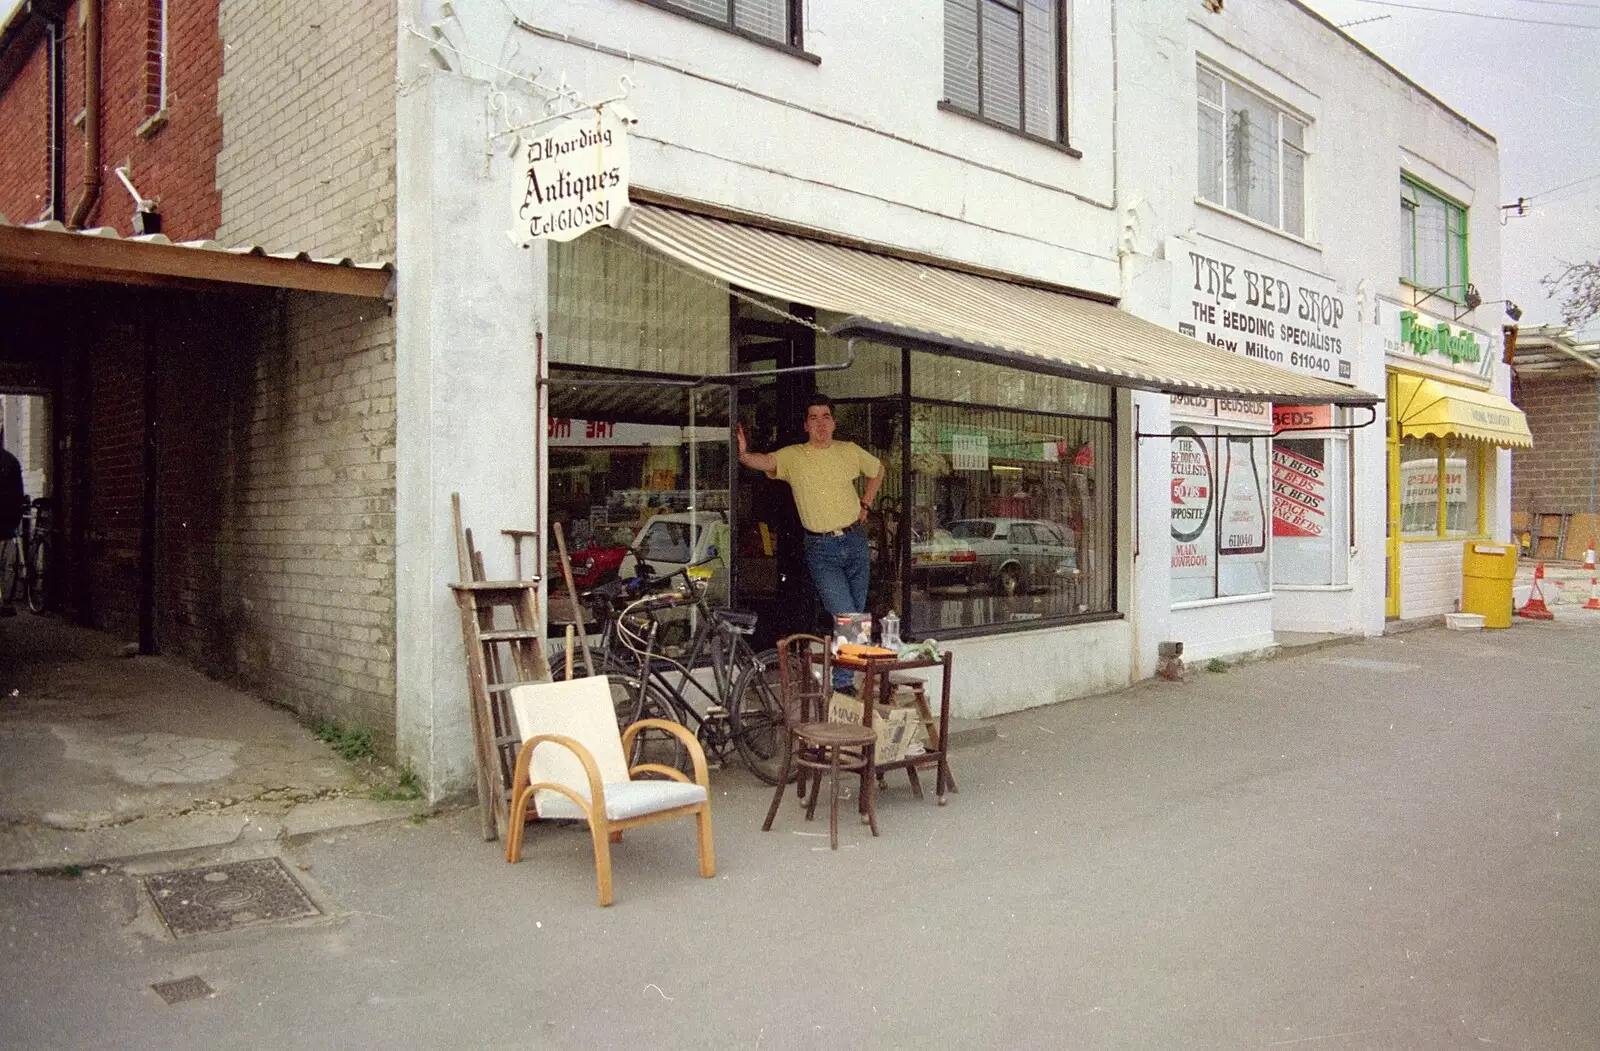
[511,108,631,246]
[1380,301,1492,380]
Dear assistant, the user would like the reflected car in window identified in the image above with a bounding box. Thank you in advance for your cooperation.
[935,518,1077,596]
[908,528,980,591]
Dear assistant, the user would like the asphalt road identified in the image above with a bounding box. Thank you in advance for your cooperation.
[3,618,1598,1049]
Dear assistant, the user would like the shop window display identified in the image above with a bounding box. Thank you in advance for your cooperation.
[1399,436,1483,539]
[1271,433,1349,586]
[1171,424,1271,603]
[904,350,1114,636]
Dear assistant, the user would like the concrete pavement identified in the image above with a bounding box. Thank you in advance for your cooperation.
[0,614,418,871]
[3,610,1598,1048]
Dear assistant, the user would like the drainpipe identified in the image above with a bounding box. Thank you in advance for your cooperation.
[48,18,66,222]
[67,0,102,230]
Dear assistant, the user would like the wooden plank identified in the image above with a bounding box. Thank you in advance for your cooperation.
[552,522,596,677]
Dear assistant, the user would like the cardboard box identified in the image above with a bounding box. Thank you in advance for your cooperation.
[832,612,872,647]
[827,693,924,764]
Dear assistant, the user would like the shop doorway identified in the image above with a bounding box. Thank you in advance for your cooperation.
[730,293,818,648]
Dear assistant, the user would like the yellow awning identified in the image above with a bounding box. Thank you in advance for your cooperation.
[619,203,1378,406]
[1393,373,1532,448]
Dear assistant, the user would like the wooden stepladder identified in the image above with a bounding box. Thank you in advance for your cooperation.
[450,495,551,842]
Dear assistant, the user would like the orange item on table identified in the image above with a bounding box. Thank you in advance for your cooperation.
[838,643,897,659]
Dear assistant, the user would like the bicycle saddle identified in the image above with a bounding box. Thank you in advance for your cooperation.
[713,609,758,634]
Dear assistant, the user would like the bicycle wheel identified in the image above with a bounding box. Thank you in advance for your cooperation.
[25,535,46,613]
[0,538,20,606]
[729,647,793,785]
[626,675,696,779]
[578,668,691,776]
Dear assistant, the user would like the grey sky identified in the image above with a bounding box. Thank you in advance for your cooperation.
[1304,0,1600,337]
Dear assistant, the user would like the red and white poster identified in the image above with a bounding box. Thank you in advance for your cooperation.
[1272,444,1326,538]
[1170,426,1214,577]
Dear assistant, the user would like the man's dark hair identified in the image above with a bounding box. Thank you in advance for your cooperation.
[805,393,835,414]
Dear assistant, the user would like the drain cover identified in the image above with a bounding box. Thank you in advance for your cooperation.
[151,976,214,1004]
[144,858,320,938]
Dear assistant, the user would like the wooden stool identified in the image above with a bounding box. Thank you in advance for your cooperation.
[888,675,959,794]
[762,635,880,850]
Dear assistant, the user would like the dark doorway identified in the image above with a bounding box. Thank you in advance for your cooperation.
[729,293,819,649]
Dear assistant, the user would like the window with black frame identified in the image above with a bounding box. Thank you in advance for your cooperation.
[904,352,1114,636]
[943,0,1066,142]
[648,0,801,48]
[811,333,1116,638]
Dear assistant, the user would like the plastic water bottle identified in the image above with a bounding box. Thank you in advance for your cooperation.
[880,610,901,650]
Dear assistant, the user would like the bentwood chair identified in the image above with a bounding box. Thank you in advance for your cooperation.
[761,634,879,850]
[506,677,714,906]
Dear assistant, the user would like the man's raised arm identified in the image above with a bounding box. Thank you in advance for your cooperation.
[736,425,778,474]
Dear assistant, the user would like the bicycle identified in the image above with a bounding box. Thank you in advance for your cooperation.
[1,496,47,614]
[556,562,790,784]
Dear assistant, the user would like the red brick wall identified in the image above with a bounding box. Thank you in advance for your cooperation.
[0,37,51,221]
[1511,374,1600,517]
[0,0,222,239]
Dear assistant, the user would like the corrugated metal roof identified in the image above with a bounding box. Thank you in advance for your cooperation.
[621,203,1377,406]
[1512,324,1600,379]
[0,213,392,298]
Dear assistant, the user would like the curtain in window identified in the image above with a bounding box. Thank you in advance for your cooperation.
[1414,194,1449,291]
[944,0,981,113]
[1021,0,1058,137]
[1226,86,1280,227]
[1197,72,1225,204]
[1281,120,1306,237]
[980,2,1022,129]
[734,0,787,40]
[549,234,731,376]
[945,0,1059,138]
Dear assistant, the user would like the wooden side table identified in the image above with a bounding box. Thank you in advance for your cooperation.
[834,649,957,806]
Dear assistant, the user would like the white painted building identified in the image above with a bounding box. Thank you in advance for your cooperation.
[390,0,1514,798]
[1111,0,1522,659]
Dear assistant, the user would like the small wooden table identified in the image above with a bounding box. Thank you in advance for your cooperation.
[833,648,957,806]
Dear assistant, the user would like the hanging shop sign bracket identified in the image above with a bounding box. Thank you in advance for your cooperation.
[539,340,860,390]
[1134,403,1379,441]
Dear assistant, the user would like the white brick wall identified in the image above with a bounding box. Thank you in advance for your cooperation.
[216,0,396,260]
[1400,540,1464,619]
[230,293,398,749]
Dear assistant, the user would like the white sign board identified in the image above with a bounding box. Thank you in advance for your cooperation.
[513,109,631,245]
[950,433,989,472]
[1174,237,1354,384]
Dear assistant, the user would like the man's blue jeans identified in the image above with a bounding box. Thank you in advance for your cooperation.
[803,525,869,691]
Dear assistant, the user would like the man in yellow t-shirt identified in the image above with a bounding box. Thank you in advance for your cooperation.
[738,394,883,690]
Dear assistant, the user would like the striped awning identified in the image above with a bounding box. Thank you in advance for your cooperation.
[1393,373,1533,448]
[619,203,1377,406]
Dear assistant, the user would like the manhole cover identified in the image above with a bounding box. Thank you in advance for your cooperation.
[151,976,214,1004]
[144,858,320,938]
[1320,657,1420,673]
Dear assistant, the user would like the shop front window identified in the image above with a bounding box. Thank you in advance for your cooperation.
[904,351,1114,637]
[1271,432,1349,586]
[1398,435,1484,539]
[546,374,732,603]
[1171,423,1271,603]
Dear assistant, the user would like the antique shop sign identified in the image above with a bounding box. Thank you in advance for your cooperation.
[513,109,630,245]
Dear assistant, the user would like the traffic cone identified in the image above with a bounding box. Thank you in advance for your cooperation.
[1517,561,1556,620]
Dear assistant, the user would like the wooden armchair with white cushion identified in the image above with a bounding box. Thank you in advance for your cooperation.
[505,677,714,906]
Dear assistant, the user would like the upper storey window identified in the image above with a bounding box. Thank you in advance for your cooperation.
[1197,67,1307,237]
[943,0,1067,143]
[1401,177,1469,302]
[650,0,803,49]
